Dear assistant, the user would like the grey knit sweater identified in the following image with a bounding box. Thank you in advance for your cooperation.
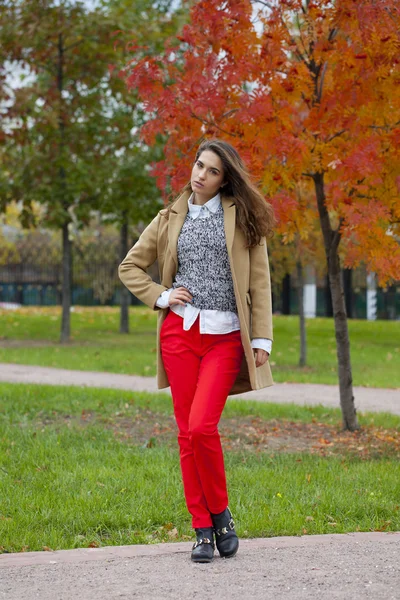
[172,203,237,313]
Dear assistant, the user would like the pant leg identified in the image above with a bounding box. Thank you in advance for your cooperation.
[160,310,212,528]
[188,329,244,515]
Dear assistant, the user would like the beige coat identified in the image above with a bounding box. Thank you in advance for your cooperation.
[118,190,274,395]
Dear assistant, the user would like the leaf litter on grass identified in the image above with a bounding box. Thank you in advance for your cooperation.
[32,409,400,459]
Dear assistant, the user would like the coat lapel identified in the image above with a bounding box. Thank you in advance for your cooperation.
[167,191,236,268]
[168,190,190,268]
[222,196,236,255]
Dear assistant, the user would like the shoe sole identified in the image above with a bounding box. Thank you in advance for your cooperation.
[219,549,238,559]
[191,557,213,563]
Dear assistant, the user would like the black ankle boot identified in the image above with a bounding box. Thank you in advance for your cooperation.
[191,527,215,563]
[211,507,239,558]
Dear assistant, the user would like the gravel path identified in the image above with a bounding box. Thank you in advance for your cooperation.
[0,362,399,415]
[1,532,399,600]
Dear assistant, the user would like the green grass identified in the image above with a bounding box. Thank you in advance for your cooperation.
[0,307,399,387]
[0,382,399,553]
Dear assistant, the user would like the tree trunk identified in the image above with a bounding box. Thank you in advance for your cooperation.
[314,172,359,431]
[60,220,72,343]
[366,272,377,321]
[119,212,130,334]
[297,261,307,367]
[282,274,291,314]
[343,268,353,318]
[325,274,333,317]
[57,32,71,343]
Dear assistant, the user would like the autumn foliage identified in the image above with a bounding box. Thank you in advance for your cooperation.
[126,0,400,286]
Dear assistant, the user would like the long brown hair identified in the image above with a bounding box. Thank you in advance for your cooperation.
[164,139,275,248]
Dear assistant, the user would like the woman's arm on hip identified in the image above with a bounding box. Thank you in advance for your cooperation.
[118,213,168,310]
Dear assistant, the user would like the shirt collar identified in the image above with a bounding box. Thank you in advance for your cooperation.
[188,192,221,217]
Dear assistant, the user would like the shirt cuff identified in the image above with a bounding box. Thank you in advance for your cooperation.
[155,288,173,309]
[251,338,272,355]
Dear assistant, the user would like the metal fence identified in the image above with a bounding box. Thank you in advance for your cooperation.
[0,229,398,318]
[272,272,399,320]
[0,230,143,306]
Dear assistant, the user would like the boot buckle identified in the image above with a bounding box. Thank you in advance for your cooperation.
[215,518,235,537]
[192,537,212,549]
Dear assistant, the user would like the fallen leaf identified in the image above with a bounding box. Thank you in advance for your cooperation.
[167,527,179,539]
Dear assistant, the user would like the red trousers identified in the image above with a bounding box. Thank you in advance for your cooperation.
[160,309,244,528]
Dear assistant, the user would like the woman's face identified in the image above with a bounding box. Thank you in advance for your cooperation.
[190,150,225,203]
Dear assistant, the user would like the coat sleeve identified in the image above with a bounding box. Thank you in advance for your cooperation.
[249,238,273,340]
[118,213,168,310]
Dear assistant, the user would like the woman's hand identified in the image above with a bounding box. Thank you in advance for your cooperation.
[253,348,269,367]
[169,286,193,306]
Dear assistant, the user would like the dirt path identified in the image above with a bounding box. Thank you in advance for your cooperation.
[1,532,399,600]
[0,362,399,415]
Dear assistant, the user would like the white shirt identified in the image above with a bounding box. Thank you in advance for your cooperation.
[156,192,272,354]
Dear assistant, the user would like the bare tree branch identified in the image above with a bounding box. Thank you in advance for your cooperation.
[190,113,238,138]
[331,217,344,256]
[327,129,348,142]
[317,61,328,102]
[251,0,275,9]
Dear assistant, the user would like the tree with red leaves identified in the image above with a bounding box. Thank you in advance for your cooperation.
[126,0,400,431]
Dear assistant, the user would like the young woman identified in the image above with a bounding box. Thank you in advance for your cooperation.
[119,139,275,563]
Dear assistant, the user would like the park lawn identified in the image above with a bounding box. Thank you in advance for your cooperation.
[0,382,399,554]
[0,307,399,387]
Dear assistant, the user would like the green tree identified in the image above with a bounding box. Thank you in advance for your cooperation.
[0,0,187,338]
[0,0,119,341]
